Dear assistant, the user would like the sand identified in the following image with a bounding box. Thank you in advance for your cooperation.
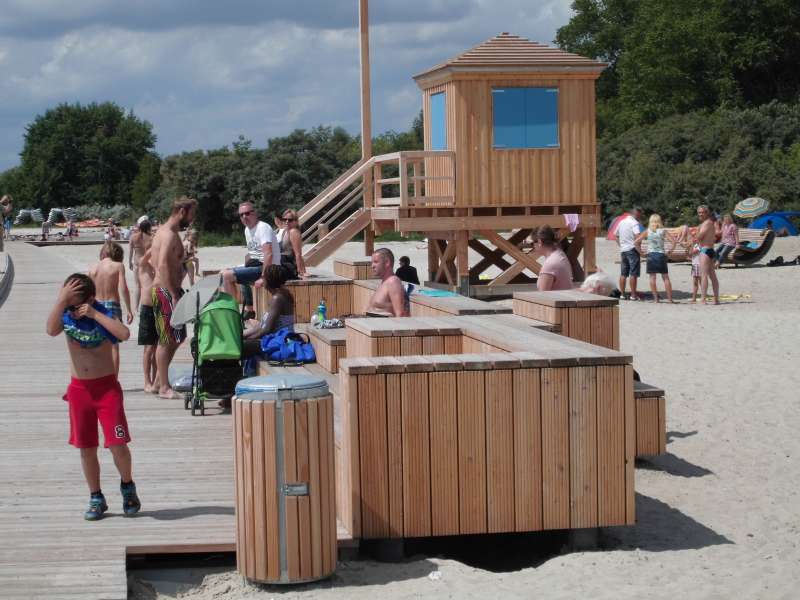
[27,233,800,599]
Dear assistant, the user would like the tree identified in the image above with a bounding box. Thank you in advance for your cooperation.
[130,152,162,215]
[16,102,156,210]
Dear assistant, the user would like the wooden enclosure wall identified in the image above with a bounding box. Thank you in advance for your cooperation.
[339,362,635,539]
[423,75,598,207]
[346,329,463,358]
[256,281,352,324]
[422,82,458,199]
[514,300,620,350]
[334,260,375,280]
[636,394,667,457]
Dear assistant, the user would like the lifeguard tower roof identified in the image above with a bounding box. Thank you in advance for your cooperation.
[414,32,606,83]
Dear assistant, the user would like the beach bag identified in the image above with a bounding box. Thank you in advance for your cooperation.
[260,328,315,365]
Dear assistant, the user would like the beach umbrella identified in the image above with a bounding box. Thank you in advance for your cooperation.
[606,212,630,240]
[734,197,769,219]
[170,273,224,327]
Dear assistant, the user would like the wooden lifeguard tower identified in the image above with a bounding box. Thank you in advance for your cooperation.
[299,30,606,297]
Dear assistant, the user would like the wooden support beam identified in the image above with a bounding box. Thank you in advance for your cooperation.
[490,249,540,286]
[470,229,530,277]
[479,230,543,284]
[397,214,601,232]
[565,230,586,282]
[435,240,457,286]
[583,227,597,274]
[456,230,469,295]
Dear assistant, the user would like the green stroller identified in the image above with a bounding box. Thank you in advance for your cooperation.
[184,290,243,416]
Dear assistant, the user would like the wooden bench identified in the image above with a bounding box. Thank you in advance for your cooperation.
[352,279,513,317]
[344,316,464,358]
[634,381,666,457]
[337,352,636,540]
[334,259,375,280]
[513,290,619,350]
[254,272,353,323]
[300,324,348,374]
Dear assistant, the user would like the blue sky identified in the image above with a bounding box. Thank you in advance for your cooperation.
[0,0,574,171]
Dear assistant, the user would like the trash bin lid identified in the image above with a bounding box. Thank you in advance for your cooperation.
[235,374,329,401]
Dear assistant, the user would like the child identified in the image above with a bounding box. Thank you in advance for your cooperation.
[183,230,199,286]
[690,243,702,303]
[46,273,141,521]
[138,249,158,393]
[89,242,134,374]
[635,213,674,303]
[715,214,738,268]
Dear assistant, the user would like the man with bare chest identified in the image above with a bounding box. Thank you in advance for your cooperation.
[150,197,197,398]
[367,248,409,317]
[695,205,720,305]
[129,218,152,311]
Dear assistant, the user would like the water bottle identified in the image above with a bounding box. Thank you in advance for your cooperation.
[318,299,327,322]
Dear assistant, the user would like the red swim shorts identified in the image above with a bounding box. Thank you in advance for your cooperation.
[63,374,131,448]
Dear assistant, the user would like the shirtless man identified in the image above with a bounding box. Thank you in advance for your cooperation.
[366,248,409,317]
[128,218,153,311]
[694,205,720,305]
[150,197,197,398]
[137,248,158,392]
[89,241,134,374]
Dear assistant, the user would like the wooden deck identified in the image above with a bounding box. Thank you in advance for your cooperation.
[0,243,348,600]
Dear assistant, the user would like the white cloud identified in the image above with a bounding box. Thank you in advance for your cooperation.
[0,0,575,171]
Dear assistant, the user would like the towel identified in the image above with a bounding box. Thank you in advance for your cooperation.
[563,213,580,233]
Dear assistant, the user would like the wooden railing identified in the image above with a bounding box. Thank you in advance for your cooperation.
[372,150,455,208]
[299,150,456,242]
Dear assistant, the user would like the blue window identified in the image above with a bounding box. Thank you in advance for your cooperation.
[430,92,447,150]
[492,87,559,149]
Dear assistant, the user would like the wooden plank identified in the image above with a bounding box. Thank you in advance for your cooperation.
[295,402,312,580]
[624,365,636,524]
[513,369,542,531]
[429,372,460,535]
[234,402,245,574]
[567,307,593,344]
[251,402,267,581]
[541,368,569,529]
[457,370,487,534]
[242,402,256,577]
[283,402,300,581]
[485,370,515,533]
[358,374,389,538]
[400,335,423,356]
[386,374,404,537]
[597,366,625,525]
[568,367,598,528]
[308,400,323,579]
[401,373,432,537]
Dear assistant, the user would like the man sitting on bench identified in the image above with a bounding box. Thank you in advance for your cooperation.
[367,248,409,317]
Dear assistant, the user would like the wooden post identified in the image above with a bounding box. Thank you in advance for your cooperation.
[359,0,373,257]
[456,230,469,295]
[583,227,597,274]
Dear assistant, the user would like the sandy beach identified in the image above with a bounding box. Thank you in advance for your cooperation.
[14,233,800,599]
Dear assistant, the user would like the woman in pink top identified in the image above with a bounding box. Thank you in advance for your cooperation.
[715,214,739,267]
[534,225,573,291]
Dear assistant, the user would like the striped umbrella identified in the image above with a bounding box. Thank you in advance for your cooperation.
[734,197,769,219]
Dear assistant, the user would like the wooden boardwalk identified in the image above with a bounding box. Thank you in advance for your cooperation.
[0,242,345,599]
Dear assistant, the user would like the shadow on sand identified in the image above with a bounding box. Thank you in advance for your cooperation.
[602,493,733,552]
[141,505,235,521]
[636,452,713,478]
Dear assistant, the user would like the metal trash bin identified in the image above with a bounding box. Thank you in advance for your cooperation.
[233,375,337,584]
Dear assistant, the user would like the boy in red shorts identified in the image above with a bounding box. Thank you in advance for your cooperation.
[46,273,142,521]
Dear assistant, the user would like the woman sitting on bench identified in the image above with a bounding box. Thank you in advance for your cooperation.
[241,265,295,358]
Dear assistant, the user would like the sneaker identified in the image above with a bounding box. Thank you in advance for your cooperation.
[84,494,108,521]
[121,482,141,517]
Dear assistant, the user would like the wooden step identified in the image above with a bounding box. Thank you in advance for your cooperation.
[305,208,371,267]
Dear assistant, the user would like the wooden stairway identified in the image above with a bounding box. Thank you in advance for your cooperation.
[304,208,372,267]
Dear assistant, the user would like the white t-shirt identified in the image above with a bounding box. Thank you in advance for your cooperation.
[245,221,280,265]
[617,216,642,252]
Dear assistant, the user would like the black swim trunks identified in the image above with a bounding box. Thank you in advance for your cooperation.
[137,305,158,346]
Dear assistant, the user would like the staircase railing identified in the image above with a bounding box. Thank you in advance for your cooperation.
[299,150,456,243]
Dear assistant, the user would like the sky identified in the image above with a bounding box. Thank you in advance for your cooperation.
[0,0,575,172]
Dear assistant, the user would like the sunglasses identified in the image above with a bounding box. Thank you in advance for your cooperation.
[238,210,254,218]
[283,217,297,222]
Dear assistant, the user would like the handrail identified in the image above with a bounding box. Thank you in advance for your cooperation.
[298,157,373,226]
[301,183,364,242]
[371,150,456,208]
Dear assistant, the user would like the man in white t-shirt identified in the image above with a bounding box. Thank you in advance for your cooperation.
[616,207,643,300]
[221,201,281,316]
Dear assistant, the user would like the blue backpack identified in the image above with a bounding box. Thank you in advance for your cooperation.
[260,327,316,365]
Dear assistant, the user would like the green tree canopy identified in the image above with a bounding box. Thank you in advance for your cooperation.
[15,102,156,210]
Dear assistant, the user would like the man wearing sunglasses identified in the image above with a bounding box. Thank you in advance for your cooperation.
[221,201,281,318]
